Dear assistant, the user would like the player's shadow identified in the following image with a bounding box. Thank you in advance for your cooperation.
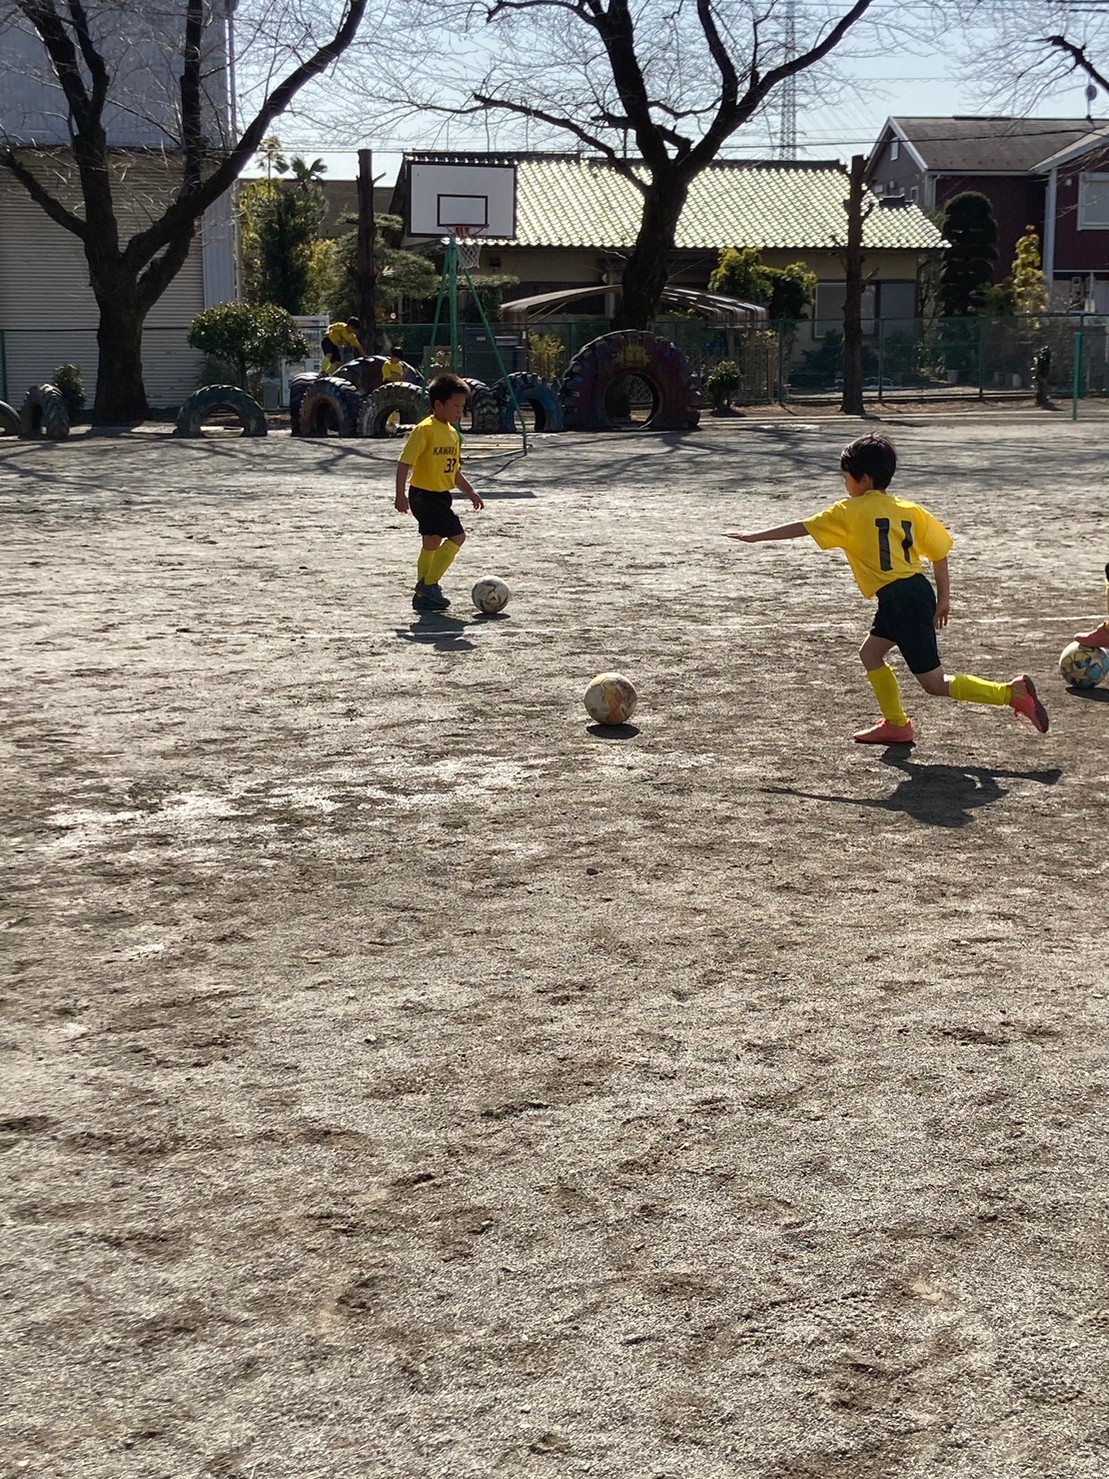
[395,615,475,651]
[766,756,1062,830]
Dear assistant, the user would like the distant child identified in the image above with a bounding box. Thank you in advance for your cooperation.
[726,433,1049,744]
[1075,563,1109,648]
[395,373,484,613]
[381,347,406,383]
[321,317,362,373]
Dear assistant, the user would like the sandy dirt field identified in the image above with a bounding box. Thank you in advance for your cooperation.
[2,415,1108,1479]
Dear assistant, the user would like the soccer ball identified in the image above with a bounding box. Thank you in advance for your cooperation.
[471,577,510,614]
[584,672,637,726]
[1059,641,1109,689]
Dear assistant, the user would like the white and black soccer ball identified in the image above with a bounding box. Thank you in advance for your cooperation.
[471,577,510,614]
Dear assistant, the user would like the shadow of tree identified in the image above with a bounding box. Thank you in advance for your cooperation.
[765,757,1063,830]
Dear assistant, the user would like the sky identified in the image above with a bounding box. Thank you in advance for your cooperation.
[244,13,1107,185]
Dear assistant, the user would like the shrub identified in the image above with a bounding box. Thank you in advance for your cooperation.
[705,360,742,411]
[53,363,85,421]
[187,303,309,389]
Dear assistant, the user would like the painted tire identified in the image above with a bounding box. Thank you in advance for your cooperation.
[19,384,70,440]
[297,375,363,437]
[0,399,18,437]
[560,331,697,432]
[495,372,564,433]
[175,385,267,438]
[289,373,320,436]
[358,380,425,438]
[468,382,502,435]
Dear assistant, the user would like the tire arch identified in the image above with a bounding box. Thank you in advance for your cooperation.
[494,372,565,433]
[297,376,364,437]
[560,331,698,433]
[19,384,70,440]
[358,381,426,438]
[175,385,267,438]
[0,400,18,437]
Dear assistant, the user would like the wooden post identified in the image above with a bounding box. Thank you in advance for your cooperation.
[841,154,866,417]
[356,148,378,354]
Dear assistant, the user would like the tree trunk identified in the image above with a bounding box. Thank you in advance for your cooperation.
[356,149,378,354]
[611,173,689,330]
[92,283,150,423]
[840,155,868,418]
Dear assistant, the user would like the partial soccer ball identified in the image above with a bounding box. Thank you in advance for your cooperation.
[584,672,638,726]
[1059,640,1109,689]
[471,577,510,614]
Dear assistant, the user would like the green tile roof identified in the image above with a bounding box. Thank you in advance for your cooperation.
[475,155,943,252]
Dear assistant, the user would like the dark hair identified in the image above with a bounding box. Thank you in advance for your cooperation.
[840,433,896,488]
[428,372,469,405]
[347,317,360,330]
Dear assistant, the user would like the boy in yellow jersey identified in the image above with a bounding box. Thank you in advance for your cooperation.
[394,373,484,613]
[381,347,406,383]
[321,317,362,373]
[727,433,1049,744]
[1075,563,1109,647]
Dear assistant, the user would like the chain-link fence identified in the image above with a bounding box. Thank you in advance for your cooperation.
[5,314,1108,415]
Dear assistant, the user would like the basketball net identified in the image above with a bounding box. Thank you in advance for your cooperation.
[455,228,483,275]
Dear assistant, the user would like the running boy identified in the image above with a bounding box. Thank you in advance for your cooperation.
[726,433,1049,744]
[395,373,484,613]
[1075,563,1109,648]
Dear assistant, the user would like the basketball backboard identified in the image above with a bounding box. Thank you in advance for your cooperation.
[407,162,517,239]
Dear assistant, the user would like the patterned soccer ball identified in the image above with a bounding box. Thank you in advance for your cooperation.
[471,577,510,614]
[1059,641,1109,689]
[584,672,637,726]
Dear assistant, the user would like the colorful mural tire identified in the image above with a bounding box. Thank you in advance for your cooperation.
[0,400,18,437]
[289,373,321,436]
[358,381,425,438]
[560,331,698,432]
[297,376,364,437]
[19,384,70,440]
[175,385,267,438]
[494,372,565,433]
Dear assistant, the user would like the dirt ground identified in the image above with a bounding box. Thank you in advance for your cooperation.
[2,414,1108,1479]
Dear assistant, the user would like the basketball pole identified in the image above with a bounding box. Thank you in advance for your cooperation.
[428,234,528,456]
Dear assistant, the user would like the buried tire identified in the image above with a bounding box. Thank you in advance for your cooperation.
[19,384,70,440]
[0,399,18,437]
[175,384,267,438]
[358,381,425,438]
[495,371,564,433]
[289,373,321,436]
[297,375,363,437]
[560,331,698,432]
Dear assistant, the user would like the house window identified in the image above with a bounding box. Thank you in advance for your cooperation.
[909,186,919,203]
[890,139,900,162]
[1078,173,1109,228]
[874,182,885,194]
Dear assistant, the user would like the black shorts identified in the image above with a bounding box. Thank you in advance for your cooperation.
[409,487,463,540]
[870,574,940,674]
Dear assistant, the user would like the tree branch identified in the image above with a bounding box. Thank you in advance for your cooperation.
[65,0,109,118]
[1044,33,1109,97]
[15,0,93,131]
[0,148,88,240]
[471,92,641,178]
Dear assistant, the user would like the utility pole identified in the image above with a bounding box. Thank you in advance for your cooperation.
[841,154,869,417]
[356,148,378,354]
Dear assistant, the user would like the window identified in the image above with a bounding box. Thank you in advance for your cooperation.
[874,182,885,194]
[1078,173,1109,228]
[890,139,900,162]
[910,185,919,203]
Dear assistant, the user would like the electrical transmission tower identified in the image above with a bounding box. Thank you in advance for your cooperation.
[778,0,798,160]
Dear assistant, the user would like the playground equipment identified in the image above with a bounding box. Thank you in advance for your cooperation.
[175,385,267,438]
[561,331,700,432]
[19,383,70,440]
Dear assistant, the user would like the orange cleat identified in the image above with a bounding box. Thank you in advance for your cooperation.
[1009,675,1049,734]
[1074,621,1109,647]
[853,719,915,745]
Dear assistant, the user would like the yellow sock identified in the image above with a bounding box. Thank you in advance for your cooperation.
[425,539,460,586]
[417,548,434,583]
[867,665,909,725]
[949,673,1011,706]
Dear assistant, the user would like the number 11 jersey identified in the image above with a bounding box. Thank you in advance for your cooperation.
[803,490,953,599]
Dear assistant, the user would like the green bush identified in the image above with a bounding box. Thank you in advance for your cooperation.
[186,303,309,389]
[53,363,85,421]
[705,360,742,411]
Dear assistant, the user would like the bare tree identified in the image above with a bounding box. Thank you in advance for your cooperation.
[396,0,905,329]
[840,153,873,416]
[0,0,374,422]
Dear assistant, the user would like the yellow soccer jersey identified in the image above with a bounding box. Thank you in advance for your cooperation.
[326,321,361,351]
[803,490,953,599]
[399,416,461,492]
[381,359,405,382]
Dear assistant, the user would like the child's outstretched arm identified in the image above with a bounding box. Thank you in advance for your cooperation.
[394,462,411,514]
[454,469,484,510]
[725,522,808,543]
[933,557,950,629]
